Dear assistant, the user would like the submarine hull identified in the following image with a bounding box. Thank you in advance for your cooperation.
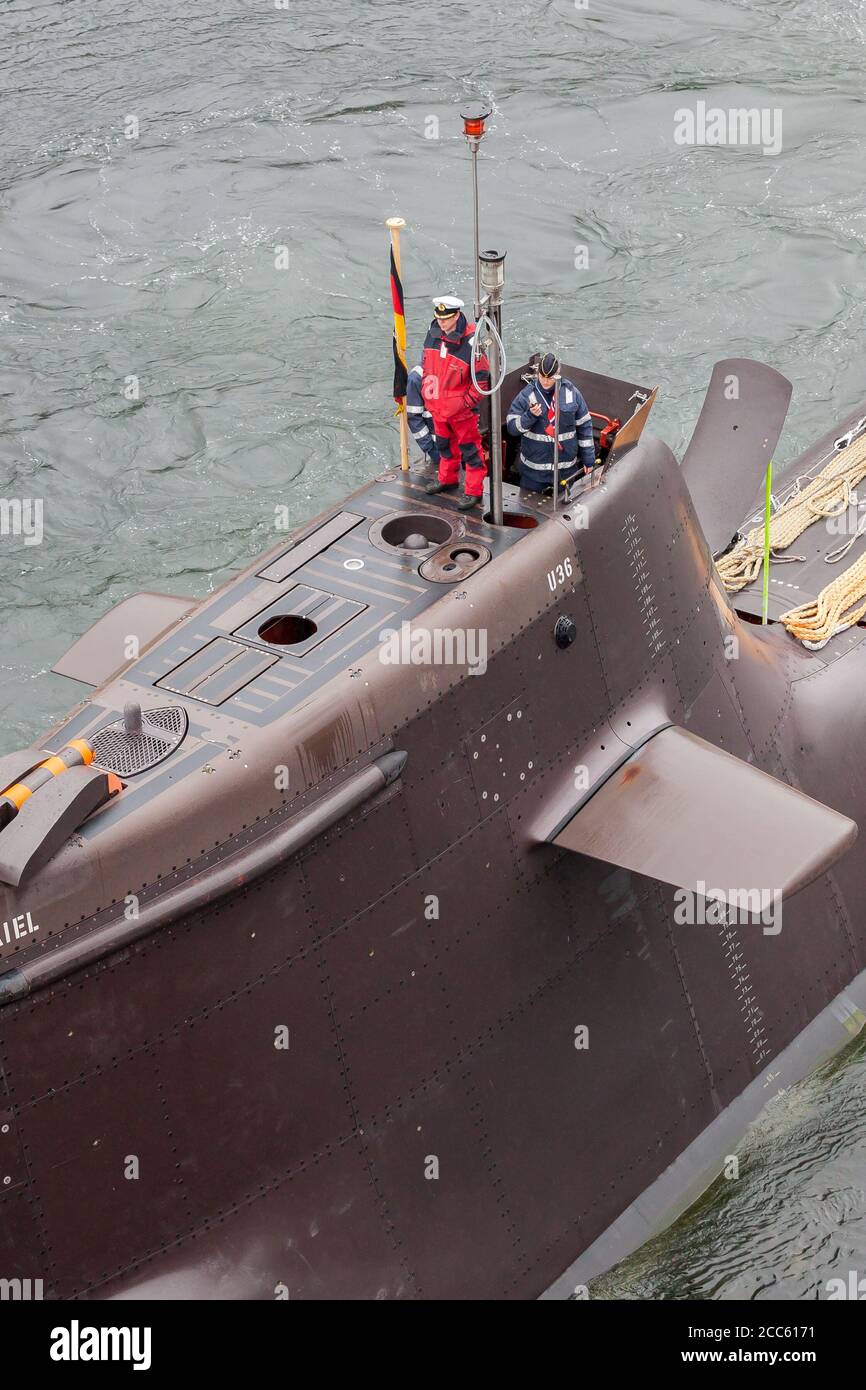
[1,391,865,1299]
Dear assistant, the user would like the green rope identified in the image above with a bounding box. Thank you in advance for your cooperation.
[762,461,773,624]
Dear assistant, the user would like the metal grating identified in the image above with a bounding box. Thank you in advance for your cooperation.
[91,706,189,777]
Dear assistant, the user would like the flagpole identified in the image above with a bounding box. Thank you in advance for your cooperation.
[386,216,410,471]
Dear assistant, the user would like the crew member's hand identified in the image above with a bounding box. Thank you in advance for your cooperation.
[529,401,543,417]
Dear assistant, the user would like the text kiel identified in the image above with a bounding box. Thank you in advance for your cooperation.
[0,912,39,946]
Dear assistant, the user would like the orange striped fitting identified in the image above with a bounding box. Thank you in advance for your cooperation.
[65,739,94,765]
[0,738,96,808]
[2,782,33,810]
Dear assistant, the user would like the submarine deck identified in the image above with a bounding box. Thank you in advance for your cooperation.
[54,469,536,725]
[40,465,561,838]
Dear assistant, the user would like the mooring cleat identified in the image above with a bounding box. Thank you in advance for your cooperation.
[457,493,481,511]
[423,480,458,495]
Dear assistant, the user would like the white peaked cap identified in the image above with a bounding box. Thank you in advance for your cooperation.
[432,295,464,313]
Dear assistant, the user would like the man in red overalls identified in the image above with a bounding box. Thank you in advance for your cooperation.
[418,295,490,511]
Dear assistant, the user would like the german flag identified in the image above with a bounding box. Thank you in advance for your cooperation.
[390,246,408,408]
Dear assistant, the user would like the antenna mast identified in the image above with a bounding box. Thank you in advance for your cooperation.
[461,106,506,527]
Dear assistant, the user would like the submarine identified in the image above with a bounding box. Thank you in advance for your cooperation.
[2,113,866,1302]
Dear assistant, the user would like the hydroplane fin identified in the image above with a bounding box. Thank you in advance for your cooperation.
[52,591,195,686]
[682,358,792,556]
[549,726,856,906]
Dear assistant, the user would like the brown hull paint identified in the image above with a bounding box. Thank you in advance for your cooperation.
[1,385,864,1299]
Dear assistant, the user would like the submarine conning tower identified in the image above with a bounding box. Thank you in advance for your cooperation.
[0,409,854,1000]
[0,424,697,948]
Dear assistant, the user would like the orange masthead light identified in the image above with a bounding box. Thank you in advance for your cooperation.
[461,106,491,141]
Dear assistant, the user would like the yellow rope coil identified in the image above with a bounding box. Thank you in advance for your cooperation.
[716,431,866,593]
[779,549,866,648]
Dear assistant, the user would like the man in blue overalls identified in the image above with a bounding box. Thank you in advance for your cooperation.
[405,364,439,469]
[506,353,596,493]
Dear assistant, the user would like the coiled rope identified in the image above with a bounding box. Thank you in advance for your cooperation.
[714,427,866,648]
[778,550,866,648]
[716,430,866,593]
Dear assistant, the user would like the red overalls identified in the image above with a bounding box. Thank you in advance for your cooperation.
[420,315,490,497]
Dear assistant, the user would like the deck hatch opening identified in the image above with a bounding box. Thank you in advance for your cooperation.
[379,514,454,549]
[482,510,539,529]
[419,542,492,583]
[258,614,318,646]
[232,583,367,656]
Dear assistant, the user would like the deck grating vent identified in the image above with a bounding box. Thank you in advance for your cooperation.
[91,706,189,777]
